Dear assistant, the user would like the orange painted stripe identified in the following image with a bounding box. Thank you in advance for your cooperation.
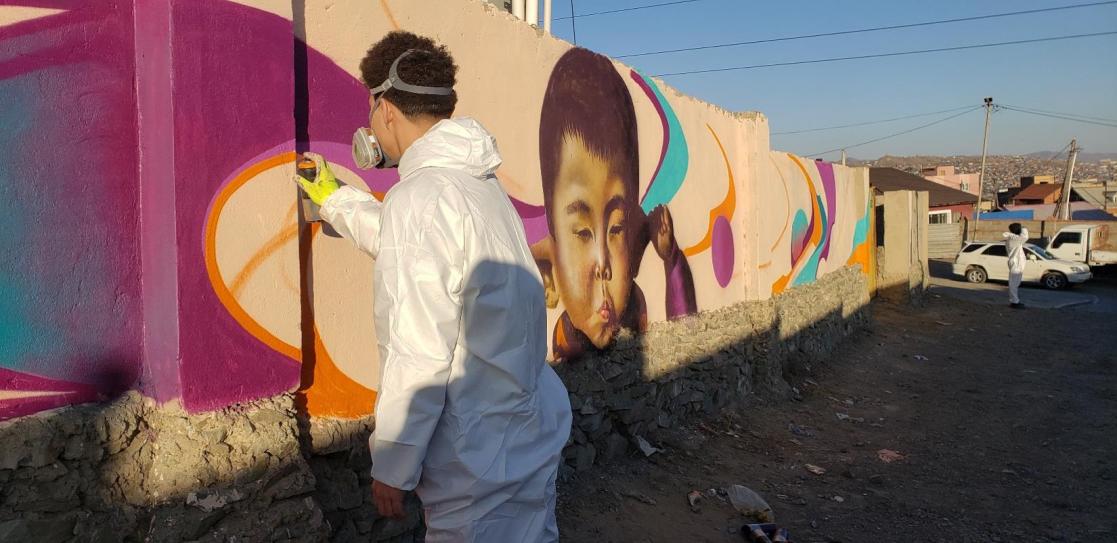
[771,154,823,294]
[207,153,385,419]
[204,152,301,361]
[379,0,401,30]
[230,203,299,299]
[301,328,378,419]
[787,154,822,249]
[683,125,737,257]
[846,195,878,293]
[771,274,791,295]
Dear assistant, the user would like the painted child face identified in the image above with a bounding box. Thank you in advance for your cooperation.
[549,134,635,349]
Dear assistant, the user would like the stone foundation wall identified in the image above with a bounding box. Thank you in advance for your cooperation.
[0,393,421,542]
[0,267,868,542]
[557,266,871,474]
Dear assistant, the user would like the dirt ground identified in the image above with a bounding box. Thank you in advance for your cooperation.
[556,291,1117,542]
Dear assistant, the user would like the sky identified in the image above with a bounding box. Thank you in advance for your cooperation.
[543,0,1117,159]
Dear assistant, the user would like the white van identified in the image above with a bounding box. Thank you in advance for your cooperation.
[953,242,1092,289]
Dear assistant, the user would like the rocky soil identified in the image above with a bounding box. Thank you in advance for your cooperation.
[557,294,1117,542]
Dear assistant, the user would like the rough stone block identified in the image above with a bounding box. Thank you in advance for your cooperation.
[577,411,604,434]
[603,433,629,461]
[574,444,596,472]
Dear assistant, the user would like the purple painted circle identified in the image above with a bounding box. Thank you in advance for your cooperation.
[711,216,734,288]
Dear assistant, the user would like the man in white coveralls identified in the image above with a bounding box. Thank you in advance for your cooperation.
[295,31,572,542]
[1004,222,1029,309]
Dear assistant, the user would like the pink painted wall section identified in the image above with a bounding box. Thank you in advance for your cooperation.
[170,0,397,412]
[0,2,143,420]
[135,0,183,403]
[170,0,300,411]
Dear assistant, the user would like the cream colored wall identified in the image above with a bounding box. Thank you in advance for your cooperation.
[296,0,757,308]
[209,0,869,418]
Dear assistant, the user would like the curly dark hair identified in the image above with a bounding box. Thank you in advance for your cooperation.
[359,31,458,119]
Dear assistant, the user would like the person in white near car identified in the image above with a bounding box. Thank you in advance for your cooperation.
[1003,222,1029,308]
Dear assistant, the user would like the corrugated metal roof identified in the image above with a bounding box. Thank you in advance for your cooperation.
[1074,186,1107,207]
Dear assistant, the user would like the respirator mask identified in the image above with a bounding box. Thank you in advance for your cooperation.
[352,49,455,169]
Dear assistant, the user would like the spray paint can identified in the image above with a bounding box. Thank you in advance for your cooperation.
[746,524,773,543]
[296,154,322,222]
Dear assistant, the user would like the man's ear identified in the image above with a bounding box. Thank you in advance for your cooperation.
[382,99,396,126]
[530,236,560,309]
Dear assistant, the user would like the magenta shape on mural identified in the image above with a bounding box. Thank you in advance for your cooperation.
[171,0,374,411]
[711,215,734,288]
[816,161,838,259]
[0,368,108,421]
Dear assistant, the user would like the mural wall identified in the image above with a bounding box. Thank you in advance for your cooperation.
[0,0,873,422]
[192,0,756,419]
[757,153,875,297]
[0,3,143,420]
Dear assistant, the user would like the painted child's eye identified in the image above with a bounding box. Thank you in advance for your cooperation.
[575,228,592,241]
[609,224,624,237]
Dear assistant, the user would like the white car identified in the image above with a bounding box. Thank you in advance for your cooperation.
[952,242,1092,289]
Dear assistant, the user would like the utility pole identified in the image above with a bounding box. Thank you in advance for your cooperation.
[1058,139,1080,220]
[972,97,994,241]
[840,149,847,166]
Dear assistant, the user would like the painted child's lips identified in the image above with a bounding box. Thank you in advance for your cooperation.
[598,303,613,323]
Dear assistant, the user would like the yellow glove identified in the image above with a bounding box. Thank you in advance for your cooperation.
[294,152,340,206]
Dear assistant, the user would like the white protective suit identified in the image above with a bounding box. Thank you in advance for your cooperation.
[1003,227,1029,304]
[320,117,572,542]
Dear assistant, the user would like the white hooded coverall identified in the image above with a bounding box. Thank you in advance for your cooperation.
[1003,227,1029,304]
[319,117,572,542]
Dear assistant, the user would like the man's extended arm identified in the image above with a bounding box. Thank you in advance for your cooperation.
[321,187,383,258]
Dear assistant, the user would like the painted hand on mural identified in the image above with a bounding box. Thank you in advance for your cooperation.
[648,205,678,261]
[648,205,699,320]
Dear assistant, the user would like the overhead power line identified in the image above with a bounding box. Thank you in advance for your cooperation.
[806,106,983,157]
[653,31,1117,77]
[772,105,977,136]
[616,0,1117,58]
[554,0,701,20]
[1000,104,1117,124]
[1042,141,1074,163]
[1001,106,1117,128]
